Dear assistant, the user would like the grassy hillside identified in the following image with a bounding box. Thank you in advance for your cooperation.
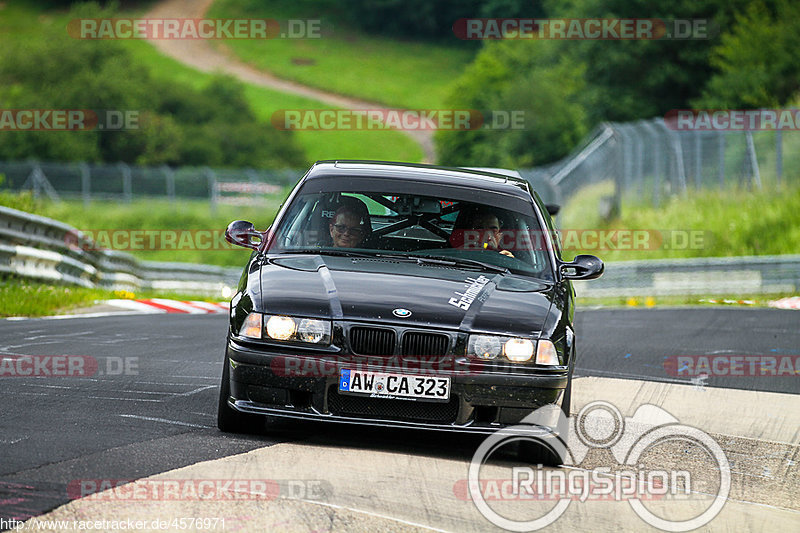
[0,0,422,163]
[125,38,423,162]
[208,0,474,110]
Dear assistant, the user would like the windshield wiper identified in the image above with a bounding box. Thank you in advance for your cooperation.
[277,248,377,258]
[277,249,509,274]
[373,253,509,274]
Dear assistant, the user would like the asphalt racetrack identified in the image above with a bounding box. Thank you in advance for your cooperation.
[1,309,798,531]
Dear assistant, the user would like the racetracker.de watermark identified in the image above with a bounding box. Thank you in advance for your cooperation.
[0,356,138,377]
[67,478,331,501]
[270,354,484,378]
[453,228,708,252]
[453,18,711,40]
[65,229,235,252]
[68,18,323,39]
[0,110,139,131]
[665,109,800,131]
[270,109,525,131]
[664,354,800,377]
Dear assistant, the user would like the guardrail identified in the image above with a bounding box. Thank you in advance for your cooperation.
[0,206,240,296]
[3,206,798,299]
[573,254,800,298]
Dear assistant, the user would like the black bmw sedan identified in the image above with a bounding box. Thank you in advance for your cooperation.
[217,160,603,459]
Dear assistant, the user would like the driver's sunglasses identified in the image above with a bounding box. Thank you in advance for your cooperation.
[332,223,365,237]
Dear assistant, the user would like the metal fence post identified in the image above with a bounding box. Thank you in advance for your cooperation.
[205,167,218,212]
[23,160,60,202]
[718,133,725,189]
[612,126,624,211]
[119,162,132,203]
[643,120,662,206]
[162,165,175,203]
[633,124,644,200]
[745,131,762,190]
[694,132,702,189]
[669,132,688,195]
[776,130,783,187]
[80,162,90,207]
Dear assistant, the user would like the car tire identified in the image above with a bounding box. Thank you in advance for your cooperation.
[217,353,263,433]
[516,439,565,467]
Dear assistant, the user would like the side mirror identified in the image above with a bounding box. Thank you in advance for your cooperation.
[545,204,560,216]
[560,254,604,280]
[225,220,263,251]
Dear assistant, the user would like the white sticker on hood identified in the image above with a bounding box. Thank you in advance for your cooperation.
[448,275,491,311]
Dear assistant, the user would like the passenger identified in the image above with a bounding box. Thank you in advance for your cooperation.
[329,204,369,248]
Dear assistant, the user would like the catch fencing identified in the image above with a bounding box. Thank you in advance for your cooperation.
[530,116,792,208]
[2,115,792,209]
[0,160,299,208]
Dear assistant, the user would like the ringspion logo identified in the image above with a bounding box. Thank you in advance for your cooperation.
[468,402,730,531]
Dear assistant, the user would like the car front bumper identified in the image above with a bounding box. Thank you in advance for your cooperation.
[225,338,569,434]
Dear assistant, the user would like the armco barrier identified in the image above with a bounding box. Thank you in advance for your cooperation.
[573,254,800,297]
[0,206,240,296]
[2,206,798,299]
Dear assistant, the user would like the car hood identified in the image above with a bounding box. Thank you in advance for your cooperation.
[257,255,554,337]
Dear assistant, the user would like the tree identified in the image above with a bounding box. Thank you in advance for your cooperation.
[695,0,800,108]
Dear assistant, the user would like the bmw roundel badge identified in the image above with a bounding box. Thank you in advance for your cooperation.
[393,308,412,318]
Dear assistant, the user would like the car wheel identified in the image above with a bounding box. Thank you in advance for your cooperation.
[217,352,263,433]
[516,439,565,467]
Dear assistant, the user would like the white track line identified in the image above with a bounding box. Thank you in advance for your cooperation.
[119,414,213,429]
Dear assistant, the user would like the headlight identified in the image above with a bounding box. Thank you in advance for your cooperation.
[297,318,329,343]
[535,339,559,365]
[469,335,502,359]
[239,313,331,345]
[266,315,297,340]
[504,338,534,362]
[266,314,331,344]
[468,335,556,364]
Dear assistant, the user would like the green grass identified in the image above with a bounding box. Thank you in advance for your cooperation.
[575,292,796,308]
[207,0,474,110]
[558,181,800,262]
[0,277,225,317]
[0,0,423,163]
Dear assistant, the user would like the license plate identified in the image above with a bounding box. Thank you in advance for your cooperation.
[338,369,450,401]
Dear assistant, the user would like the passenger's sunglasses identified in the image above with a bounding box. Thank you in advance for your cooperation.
[332,224,365,237]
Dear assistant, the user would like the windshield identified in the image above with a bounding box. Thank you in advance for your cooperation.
[268,185,554,280]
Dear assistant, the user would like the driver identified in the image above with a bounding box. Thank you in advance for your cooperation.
[452,207,515,257]
[329,203,369,248]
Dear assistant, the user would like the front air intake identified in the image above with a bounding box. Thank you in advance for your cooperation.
[349,327,396,356]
